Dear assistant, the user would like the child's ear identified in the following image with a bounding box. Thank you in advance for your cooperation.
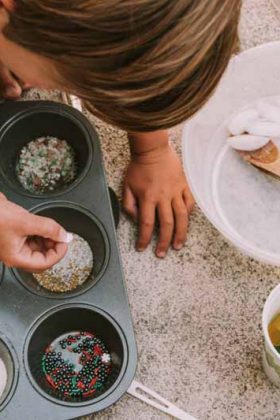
[0,1,10,29]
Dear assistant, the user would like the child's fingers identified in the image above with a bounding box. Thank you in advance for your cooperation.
[0,192,7,202]
[172,196,188,250]
[13,75,32,91]
[183,187,195,213]
[123,184,138,221]
[155,201,174,258]
[136,200,155,251]
[0,62,22,99]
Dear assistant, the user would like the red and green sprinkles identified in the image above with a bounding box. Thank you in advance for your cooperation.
[42,331,111,398]
[16,136,77,194]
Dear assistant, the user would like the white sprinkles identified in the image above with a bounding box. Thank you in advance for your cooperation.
[16,136,77,194]
[34,233,94,293]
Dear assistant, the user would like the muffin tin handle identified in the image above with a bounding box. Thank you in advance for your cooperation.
[128,380,197,420]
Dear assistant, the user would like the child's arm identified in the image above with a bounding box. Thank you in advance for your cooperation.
[0,193,69,271]
[124,130,194,258]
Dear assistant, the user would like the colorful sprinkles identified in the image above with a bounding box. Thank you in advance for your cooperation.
[34,233,94,293]
[16,136,77,194]
[42,331,112,398]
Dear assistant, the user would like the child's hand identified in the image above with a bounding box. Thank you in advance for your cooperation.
[0,60,30,99]
[123,131,194,258]
[0,193,69,272]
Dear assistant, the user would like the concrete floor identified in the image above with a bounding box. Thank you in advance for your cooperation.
[25,1,280,419]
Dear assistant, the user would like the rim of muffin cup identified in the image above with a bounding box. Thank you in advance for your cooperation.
[0,334,19,411]
[0,107,93,198]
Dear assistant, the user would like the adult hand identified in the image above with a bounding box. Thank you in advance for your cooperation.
[0,193,70,271]
[123,131,195,258]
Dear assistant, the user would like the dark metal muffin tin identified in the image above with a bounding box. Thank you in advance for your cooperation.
[0,100,137,418]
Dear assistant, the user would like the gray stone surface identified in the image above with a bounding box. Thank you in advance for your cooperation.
[24,1,280,419]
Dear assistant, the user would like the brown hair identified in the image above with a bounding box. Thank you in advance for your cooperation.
[5,0,241,132]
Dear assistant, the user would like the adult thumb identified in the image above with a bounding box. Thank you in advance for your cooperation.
[25,214,72,243]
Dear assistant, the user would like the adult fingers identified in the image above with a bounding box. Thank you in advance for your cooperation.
[155,201,174,258]
[136,199,155,251]
[0,63,22,99]
[15,242,68,273]
[43,239,56,249]
[27,237,52,253]
[23,214,72,243]
[172,196,188,250]
[26,237,44,252]
[123,184,138,221]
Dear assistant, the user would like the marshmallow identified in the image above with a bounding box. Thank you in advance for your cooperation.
[228,108,259,135]
[246,120,280,137]
[256,102,280,123]
[227,134,270,151]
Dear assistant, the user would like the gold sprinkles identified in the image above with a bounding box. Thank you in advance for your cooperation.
[34,234,94,292]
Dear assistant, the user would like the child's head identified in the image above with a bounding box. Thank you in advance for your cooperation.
[1,0,241,132]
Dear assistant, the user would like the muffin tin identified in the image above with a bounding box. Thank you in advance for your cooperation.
[0,100,137,418]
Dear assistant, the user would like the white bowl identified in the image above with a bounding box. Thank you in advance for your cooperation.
[182,41,280,266]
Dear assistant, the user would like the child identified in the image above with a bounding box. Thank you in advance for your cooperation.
[0,0,241,271]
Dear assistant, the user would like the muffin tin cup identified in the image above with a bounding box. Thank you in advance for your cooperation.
[0,107,93,198]
[24,304,128,406]
[12,202,110,299]
[0,334,19,411]
[0,100,137,419]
